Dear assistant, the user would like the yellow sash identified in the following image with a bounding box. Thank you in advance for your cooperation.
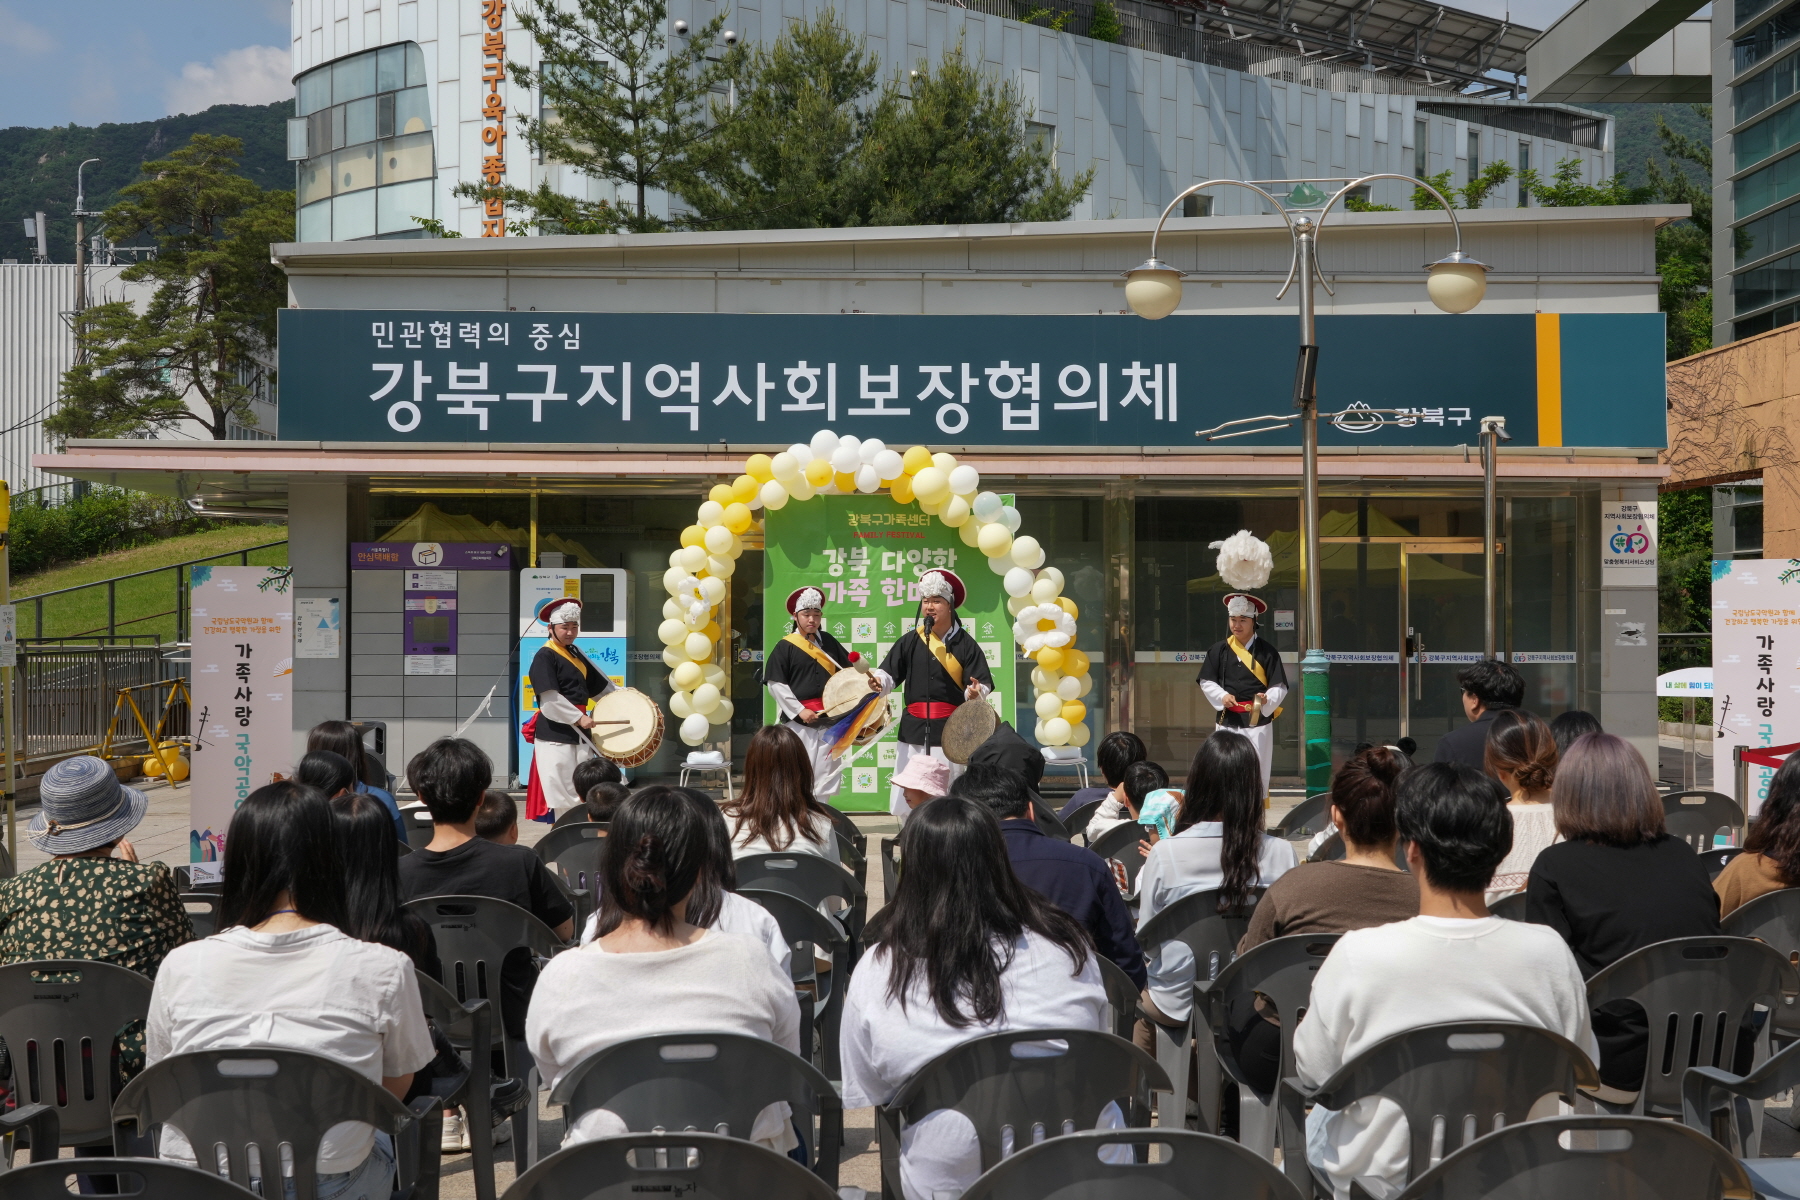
[539,639,600,715]
[1226,637,1283,724]
[782,632,844,676]
[923,630,964,688]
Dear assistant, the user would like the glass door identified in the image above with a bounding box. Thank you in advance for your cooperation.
[1402,541,1491,760]
[1319,540,1403,761]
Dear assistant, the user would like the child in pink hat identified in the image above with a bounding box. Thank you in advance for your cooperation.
[890,755,951,816]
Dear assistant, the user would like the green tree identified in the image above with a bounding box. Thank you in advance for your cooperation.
[1657,485,1713,719]
[52,134,291,441]
[1087,0,1123,42]
[1403,162,1515,210]
[469,0,731,233]
[1646,106,1714,360]
[1516,157,1650,206]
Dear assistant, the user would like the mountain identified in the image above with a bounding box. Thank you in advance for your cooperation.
[0,101,292,265]
[1584,101,1711,190]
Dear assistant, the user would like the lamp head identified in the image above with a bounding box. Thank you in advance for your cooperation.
[1124,258,1185,320]
[1425,251,1489,314]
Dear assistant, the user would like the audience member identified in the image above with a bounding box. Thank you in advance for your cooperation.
[529,788,800,1152]
[475,791,519,844]
[1716,751,1800,915]
[889,755,950,815]
[1526,733,1719,1094]
[1433,659,1526,769]
[571,758,624,810]
[583,781,631,825]
[966,721,1046,795]
[1549,710,1603,759]
[146,782,434,1199]
[722,725,840,862]
[398,739,574,1043]
[294,749,358,799]
[309,720,405,842]
[839,796,1111,1200]
[1086,759,1166,843]
[1483,710,1561,901]
[0,755,193,1083]
[1294,762,1595,1200]
[1058,730,1145,821]
[1137,732,1297,1029]
[951,763,1145,989]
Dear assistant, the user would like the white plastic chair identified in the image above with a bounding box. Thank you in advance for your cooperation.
[678,752,734,800]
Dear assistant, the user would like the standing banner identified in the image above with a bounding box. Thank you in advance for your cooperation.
[1712,559,1800,814]
[764,496,1016,812]
[189,567,294,882]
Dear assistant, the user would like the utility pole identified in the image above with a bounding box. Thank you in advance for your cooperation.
[73,159,100,359]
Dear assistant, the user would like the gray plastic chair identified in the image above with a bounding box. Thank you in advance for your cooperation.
[501,1131,839,1199]
[546,869,594,933]
[834,830,868,888]
[1584,935,1797,1120]
[0,1156,262,1197]
[1063,799,1106,845]
[1683,1033,1800,1195]
[1387,1114,1753,1200]
[875,1028,1169,1200]
[1135,887,1264,1133]
[415,972,497,1200]
[111,1048,441,1200]
[548,1031,843,1185]
[180,892,222,939]
[737,885,850,1077]
[1663,790,1745,852]
[1089,822,1151,898]
[534,821,606,866]
[1723,886,1800,964]
[550,806,594,829]
[1275,1021,1599,1198]
[540,829,608,905]
[1096,956,1141,1042]
[957,1128,1303,1200]
[1034,798,1071,841]
[1200,933,1339,1160]
[822,805,865,857]
[878,837,900,898]
[1702,846,1748,881]
[1270,793,1333,840]
[402,805,436,849]
[733,852,867,961]
[1488,892,1530,922]
[0,959,154,1149]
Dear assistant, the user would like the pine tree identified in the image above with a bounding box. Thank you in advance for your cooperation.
[1647,106,1714,360]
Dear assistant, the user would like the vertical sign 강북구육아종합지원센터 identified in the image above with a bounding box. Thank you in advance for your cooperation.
[1713,559,1800,813]
[189,567,294,884]
[763,495,1017,812]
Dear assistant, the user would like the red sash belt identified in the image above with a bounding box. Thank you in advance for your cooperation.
[800,698,825,712]
[906,701,958,719]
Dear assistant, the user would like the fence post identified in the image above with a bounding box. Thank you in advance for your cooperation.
[33,598,41,640]
[107,580,116,643]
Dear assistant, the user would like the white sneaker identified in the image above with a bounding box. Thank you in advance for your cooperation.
[440,1109,465,1153]
[492,1117,513,1147]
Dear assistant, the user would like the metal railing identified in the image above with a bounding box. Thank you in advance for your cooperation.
[19,541,287,645]
[10,645,185,768]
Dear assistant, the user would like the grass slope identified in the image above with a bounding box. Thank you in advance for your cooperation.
[15,526,288,643]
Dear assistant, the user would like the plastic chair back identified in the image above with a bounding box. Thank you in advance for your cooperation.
[1585,935,1797,1116]
[534,821,607,866]
[834,830,868,888]
[1277,1020,1599,1193]
[502,1131,838,1199]
[1136,888,1265,991]
[1270,793,1332,840]
[1683,1024,1800,1158]
[1063,799,1105,845]
[111,1048,436,1199]
[736,886,850,1076]
[402,805,436,849]
[180,893,223,939]
[1388,1115,1752,1200]
[1663,791,1745,852]
[1723,886,1800,964]
[1489,892,1530,922]
[1702,846,1748,881]
[1203,934,1338,1097]
[733,853,866,955]
[1096,956,1141,1041]
[404,894,568,1066]
[0,959,154,1147]
[1089,822,1151,897]
[172,866,221,894]
[415,972,497,1200]
[549,1032,843,1185]
[551,806,593,829]
[0,1157,262,1198]
[822,805,865,857]
[878,837,899,900]
[957,1128,1302,1200]
[876,1029,1169,1197]
[1034,798,1071,841]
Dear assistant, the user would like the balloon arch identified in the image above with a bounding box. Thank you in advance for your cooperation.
[655,429,1095,749]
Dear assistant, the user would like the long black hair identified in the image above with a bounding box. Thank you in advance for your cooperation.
[1179,732,1267,908]
[308,720,384,790]
[868,795,1090,1029]
[294,750,357,798]
[329,790,435,970]
[674,786,738,901]
[220,781,348,932]
[594,785,722,939]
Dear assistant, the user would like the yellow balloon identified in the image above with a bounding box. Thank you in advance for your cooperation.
[902,445,933,474]
[745,453,774,482]
[1061,701,1087,724]
[723,501,754,533]
[805,458,834,486]
[931,452,957,474]
[730,474,759,504]
[890,475,916,504]
[703,620,722,643]
[166,756,190,783]
[1056,596,1080,619]
[708,483,735,505]
[1038,646,1065,672]
[1064,648,1090,675]
[958,517,983,547]
[680,524,707,548]
[142,754,166,777]
[833,471,857,493]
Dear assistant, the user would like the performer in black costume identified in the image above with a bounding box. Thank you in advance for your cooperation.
[763,586,856,799]
[527,596,616,815]
[872,568,993,820]
[1196,592,1288,797]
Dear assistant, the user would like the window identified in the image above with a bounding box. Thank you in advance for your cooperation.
[1735,199,1800,263]
[1735,299,1800,337]
[1736,2,1800,74]
[1734,245,1800,311]
[1025,122,1056,153]
[292,44,435,241]
[1714,486,1765,558]
[1467,129,1480,181]
[1736,150,1800,217]
[1414,118,1429,177]
[1736,102,1800,171]
[1517,142,1530,206]
[1736,51,1800,123]
[1181,193,1214,217]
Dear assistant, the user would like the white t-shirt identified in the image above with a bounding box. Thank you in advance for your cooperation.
[529,928,802,1149]
[840,932,1114,1200]
[145,924,435,1176]
[579,889,792,974]
[1135,822,1298,1020]
[731,811,841,864]
[1292,915,1598,1200]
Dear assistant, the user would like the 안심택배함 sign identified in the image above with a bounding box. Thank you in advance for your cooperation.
[1712,559,1800,813]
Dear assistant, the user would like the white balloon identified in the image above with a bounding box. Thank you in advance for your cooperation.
[1034,691,1064,720]
[704,525,734,555]
[707,554,735,578]
[678,545,708,573]
[671,661,704,691]
[790,478,816,502]
[940,495,971,526]
[1074,671,1094,698]
[1004,567,1035,598]
[702,663,727,688]
[679,711,711,745]
[661,598,684,621]
[972,491,1004,521]
[668,548,686,568]
[831,444,861,473]
[692,683,721,715]
[1015,544,1046,571]
[1031,577,1061,604]
[665,647,690,670]
[1069,721,1091,748]
[1010,536,1042,569]
[788,443,812,464]
[770,452,801,483]
[855,464,880,493]
[948,465,980,495]
[747,492,764,511]
[998,506,1023,532]
[700,576,727,606]
[1007,594,1031,616]
[838,435,861,459]
[874,449,904,480]
[669,690,695,719]
[1056,674,1082,701]
[1038,566,1065,593]
[711,697,735,725]
[860,438,886,465]
[657,618,687,646]
[697,500,725,527]
[684,631,714,662]
[987,552,1011,577]
[809,430,839,459]
[663,566,687,595]
[960,519,985,548]
[1031,666,1063,692]
[683,605,708,630]
[1042,717,1073,747]
[761,480,790,510]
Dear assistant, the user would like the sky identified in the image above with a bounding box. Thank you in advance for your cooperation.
[0,0,291,129]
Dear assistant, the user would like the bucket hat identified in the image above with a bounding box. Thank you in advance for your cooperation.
[30,755,149,855]
[891,754,951,795]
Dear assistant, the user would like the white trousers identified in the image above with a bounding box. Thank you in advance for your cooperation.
[1217,722,1275,798]
[535,738,596,814]
[889,743,965,822]
[788,720,844,801]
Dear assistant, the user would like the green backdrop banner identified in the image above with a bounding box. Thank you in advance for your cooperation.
[763,495,1017,811]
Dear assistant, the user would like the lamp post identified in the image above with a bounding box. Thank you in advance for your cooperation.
[1124,174,1490,791]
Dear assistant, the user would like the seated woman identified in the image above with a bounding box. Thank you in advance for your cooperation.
[722,725,841,863]
[839,795,1111,1200]
[1526,732,1720,1097]
[1717,752,1800,915]
[295,749,358,800]
[146,781,435,1200]
[1483,710,1561,903]
[530,788,801,1151]
[309,720,405,843]
[1137,732,1297,1030]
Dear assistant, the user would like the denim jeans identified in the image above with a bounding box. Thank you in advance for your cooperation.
[279,1133,396,1200]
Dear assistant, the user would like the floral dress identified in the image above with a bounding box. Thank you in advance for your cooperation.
[0,857,195,1080]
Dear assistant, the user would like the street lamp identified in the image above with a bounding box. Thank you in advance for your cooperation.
[1124,174,1490,791]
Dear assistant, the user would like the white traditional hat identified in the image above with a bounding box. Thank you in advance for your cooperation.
[1224,593,1269,618]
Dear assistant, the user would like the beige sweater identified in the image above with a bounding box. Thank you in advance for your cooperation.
[1238,861,1420,954]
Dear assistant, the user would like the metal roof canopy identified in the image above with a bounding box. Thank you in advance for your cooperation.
[1170,0,1541,92]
